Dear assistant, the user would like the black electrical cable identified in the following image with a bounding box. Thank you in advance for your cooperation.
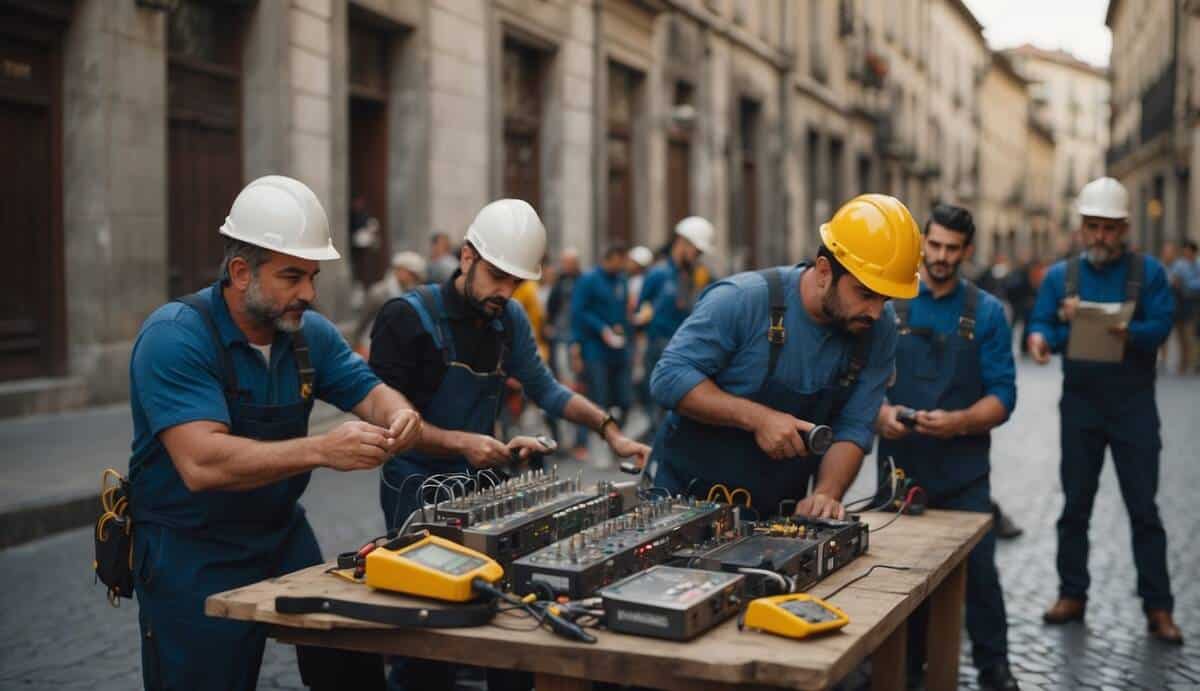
[824,564,912,600]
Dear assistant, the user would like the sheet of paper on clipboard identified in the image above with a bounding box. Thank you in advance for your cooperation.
[1066,300,1136,363]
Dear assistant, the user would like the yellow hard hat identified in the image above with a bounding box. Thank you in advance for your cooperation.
[818,194,922,299]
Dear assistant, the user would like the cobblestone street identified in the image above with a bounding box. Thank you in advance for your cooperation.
[954,361,1200,690]
[1,361,1197,689]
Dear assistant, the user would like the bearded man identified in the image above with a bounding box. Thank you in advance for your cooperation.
[1029,177,1182,644]
[644,195,919,519]
[127,176,423,690]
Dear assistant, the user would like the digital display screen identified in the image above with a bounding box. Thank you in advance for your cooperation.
[404,542,486,575]
[780,599,840,624]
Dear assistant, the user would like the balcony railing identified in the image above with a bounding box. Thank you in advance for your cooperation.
[1106,138,1133,168]
[1139,60,1175,143]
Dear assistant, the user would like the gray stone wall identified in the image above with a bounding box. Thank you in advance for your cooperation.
[62,0,168,405]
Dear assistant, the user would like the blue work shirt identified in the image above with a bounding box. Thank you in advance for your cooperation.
[900,280,1017,415]
[571,266,630,363]
[1030,252,1175,356]
[650,265,897,452]
[1170,257,1200,295]
[129,284,380,524]
[638,257,692,340]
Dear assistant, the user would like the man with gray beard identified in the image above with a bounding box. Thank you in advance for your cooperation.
[1029,177,1181,644]
[127,176,423,690]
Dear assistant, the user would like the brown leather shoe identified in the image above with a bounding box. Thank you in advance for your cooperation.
[1042,598,1086,624]
[1147,609,1184,645]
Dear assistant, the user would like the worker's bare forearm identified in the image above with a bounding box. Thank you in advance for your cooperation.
[675,379,768,432]
[353,383,416,429]
[561,394,606,433]
[168,427,325,492]
[958,395,1008,436]
[415,422,475,457]
[811,442,864,500]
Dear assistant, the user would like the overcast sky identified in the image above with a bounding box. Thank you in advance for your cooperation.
[962,0,1111,68]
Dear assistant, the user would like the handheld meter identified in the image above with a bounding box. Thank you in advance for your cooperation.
[741,593,849,639]
[365,532,503,602]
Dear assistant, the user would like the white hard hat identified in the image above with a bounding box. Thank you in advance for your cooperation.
[1076,177,1129,220]
[464,199,547,280]
[674,216,716,255]
[630,246,654,268]
[391,251,427,280]
[220,176,339,260]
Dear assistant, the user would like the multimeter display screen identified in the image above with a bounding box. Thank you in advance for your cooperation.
[404,542,486,575]
[780,599,840,624]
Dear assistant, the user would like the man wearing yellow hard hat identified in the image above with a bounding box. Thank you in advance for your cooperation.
[646,194,921,519]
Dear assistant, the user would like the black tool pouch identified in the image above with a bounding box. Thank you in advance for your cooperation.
[94,469,134,605]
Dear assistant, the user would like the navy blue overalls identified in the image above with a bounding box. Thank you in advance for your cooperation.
[878,280,1009,676]
[378,285,509,531]
[1056,254,1173,612]
[130,292,380,690]
[650,265,871,517]
[377,285,513,691]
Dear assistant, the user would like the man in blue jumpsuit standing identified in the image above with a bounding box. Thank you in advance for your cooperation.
[634,216,716,431]
[570,245,634,434]
[1029,177,1182,644]
[875,204,1019,691]
[128,176,424,690]
[369,199,650,690]
[647,195,920,518]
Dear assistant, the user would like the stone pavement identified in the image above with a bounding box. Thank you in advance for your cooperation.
[1,361,1198,689]
[0,400,347,548]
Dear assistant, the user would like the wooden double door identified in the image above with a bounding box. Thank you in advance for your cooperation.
[0,24,65,381]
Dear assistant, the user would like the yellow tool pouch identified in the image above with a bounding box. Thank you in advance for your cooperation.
[94,468,134,606]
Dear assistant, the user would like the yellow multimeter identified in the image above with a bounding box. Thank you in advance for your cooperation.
[741,593,850,639]
[365,533,503,602]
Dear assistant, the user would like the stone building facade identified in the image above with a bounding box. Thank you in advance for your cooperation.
[1105,0,1200,253]
[2,0,1042,414]
[1007,44,1110,238]
[978,52,1031,263]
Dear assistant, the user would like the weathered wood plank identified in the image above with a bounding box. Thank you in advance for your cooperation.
[206,509,990,690]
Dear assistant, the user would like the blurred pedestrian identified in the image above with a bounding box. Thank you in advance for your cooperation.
[1168,241,1200,373]
[626,245,654,315]
[427,231,459,284]
[1028,177,1181,644]
[546,248,581,376]
[354,251,426,355]
[1005,251,1042,355]
[633,217,716,437]
[570,245,632,464]
[626,246,655,417]
[350,193,382,297]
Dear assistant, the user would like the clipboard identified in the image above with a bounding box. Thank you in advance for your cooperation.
[1066,300,1136,362]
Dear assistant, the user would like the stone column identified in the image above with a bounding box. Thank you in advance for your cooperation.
[62,0,168,403]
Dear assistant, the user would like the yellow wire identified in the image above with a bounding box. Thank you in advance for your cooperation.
[728,488,752,508]
[707,484,733,504]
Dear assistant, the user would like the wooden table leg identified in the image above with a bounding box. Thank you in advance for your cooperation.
[924,559,967,691]
[534,672,592,690]
[871,619,907,691]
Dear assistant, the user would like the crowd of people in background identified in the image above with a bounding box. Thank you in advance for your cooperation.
[347,206,722,464]
[347,203,1200,459]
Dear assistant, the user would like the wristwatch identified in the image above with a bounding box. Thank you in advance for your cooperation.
[597,413,617,435]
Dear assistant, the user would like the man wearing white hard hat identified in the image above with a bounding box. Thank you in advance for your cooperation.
[633,216,716,433]
[127,176,423,689]
[1028,176,1181,644]
[368,199,649,688]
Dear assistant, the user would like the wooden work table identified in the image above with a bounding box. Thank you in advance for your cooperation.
[207,509,990,690]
